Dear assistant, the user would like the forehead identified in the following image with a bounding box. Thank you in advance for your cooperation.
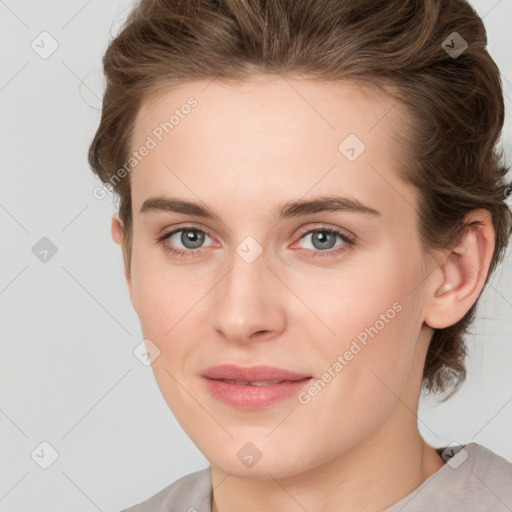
[129,75,416,223]
[132,75,400,149]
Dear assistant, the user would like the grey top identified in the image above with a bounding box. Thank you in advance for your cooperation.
[121,443,512,511]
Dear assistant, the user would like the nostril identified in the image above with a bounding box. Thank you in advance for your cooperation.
[252,330,271,340]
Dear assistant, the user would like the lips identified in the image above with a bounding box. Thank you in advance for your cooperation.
[201,364,311,382]
[219,379,288,386]
[201,365,313,409]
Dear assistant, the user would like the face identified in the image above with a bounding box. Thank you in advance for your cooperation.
[122,75,436,479]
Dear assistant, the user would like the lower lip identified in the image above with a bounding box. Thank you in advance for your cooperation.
[203,377,312,409]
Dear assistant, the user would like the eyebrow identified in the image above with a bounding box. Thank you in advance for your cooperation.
[139,195,381,219]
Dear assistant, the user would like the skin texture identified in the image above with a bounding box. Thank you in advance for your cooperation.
[111,75,495,511]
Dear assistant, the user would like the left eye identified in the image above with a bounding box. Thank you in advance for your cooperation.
[298,229,348,251]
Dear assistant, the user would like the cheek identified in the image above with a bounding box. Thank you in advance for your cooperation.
[129,257,204,412]
[129,246,216,374]
[129,246,181,342]
[298,249,415,342]
[292,300,422,458]
[305,248,425,394]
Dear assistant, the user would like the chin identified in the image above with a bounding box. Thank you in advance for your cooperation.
[203,436,322,480]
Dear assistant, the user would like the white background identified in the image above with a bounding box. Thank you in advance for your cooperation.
[1,1,511,510]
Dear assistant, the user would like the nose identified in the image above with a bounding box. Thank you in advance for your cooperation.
[211,246,287,345]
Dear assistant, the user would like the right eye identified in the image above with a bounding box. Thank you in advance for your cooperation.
[157,226,216,257]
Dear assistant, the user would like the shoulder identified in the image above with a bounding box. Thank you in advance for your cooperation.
[120,467,213,512]
[466,443,512,500]
[470,443,512,475]
[387,443,512,512]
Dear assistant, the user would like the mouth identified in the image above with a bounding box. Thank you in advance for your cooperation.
[201,365,313,409]
[201,364,311,381]
[216,379,304,386]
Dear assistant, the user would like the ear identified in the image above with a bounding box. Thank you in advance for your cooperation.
[424,209,495,329]
[111,213,133,300]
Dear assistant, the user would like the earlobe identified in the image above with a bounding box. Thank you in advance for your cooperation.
[111,213,124,246]
[424,210,495,329]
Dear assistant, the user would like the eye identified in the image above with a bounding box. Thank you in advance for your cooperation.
[295,227,355,258]
[157,227,214,257]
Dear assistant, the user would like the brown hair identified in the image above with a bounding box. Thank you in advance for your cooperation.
[88,0,512,397]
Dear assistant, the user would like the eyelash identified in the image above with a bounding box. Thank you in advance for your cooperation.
[156,225,355,259]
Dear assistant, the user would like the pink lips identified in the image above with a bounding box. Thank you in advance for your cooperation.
[201,364,313,409]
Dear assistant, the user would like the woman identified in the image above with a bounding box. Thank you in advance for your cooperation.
[89,0,512,510]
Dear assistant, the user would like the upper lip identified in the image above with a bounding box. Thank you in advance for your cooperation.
[201,364,312,382]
